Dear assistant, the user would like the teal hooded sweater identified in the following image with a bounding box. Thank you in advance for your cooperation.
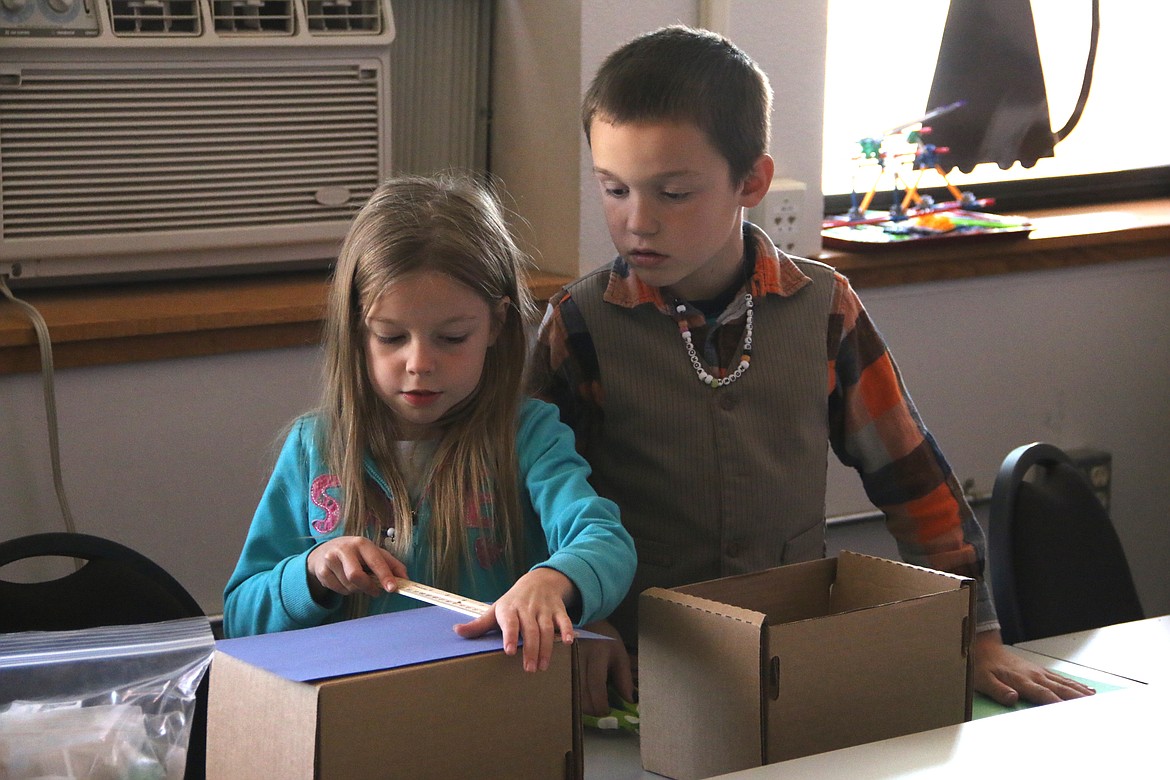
[223,398,635,638]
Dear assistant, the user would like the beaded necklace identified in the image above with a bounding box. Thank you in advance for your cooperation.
[673,291,753,388]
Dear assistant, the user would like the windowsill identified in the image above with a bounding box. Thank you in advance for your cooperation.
[821,197,1170,288]
[0,270,571,375]
[2,198,1168,375]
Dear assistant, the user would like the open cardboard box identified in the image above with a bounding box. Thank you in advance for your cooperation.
[639,551,975,780]
[206,607,582,779]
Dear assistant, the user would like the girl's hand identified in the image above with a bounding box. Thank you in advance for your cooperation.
[453,568,578,673]
[306,535,408,603]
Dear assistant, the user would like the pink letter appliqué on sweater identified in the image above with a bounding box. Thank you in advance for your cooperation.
[310,474,342,533]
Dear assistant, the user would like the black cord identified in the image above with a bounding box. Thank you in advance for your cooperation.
[1053,0,1100,142]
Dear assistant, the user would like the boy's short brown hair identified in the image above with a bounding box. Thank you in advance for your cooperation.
[582,25,773,184]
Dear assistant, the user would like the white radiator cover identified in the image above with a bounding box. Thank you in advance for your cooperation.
[0,0,484,283]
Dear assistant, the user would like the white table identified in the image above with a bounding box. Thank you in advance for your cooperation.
[707,683,1169,778]
[583,636,1157,779]
[1017,615,1170,686]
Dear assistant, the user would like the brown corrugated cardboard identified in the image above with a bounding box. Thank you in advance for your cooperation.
[207,630,582,779]
[639,551,974,780]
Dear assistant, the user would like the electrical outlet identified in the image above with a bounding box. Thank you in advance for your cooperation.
[749,178,807,255]
[0,262,23,280]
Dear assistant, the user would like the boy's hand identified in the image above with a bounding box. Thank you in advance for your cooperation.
[973,629,1096,705]
[453,568,577,673]
[578,619,635,717]
[306,535,407,603]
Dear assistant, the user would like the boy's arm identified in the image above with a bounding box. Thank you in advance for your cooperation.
[529,298,638,712]
[826,275,1091,705]
[825,274,993,622]
[529,293,604,453]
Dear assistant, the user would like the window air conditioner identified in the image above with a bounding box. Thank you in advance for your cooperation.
[0,0,395,284]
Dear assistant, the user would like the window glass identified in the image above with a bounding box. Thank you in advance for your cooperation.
[822,1,1170,201]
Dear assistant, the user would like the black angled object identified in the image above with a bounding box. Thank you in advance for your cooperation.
[988,443,1144,645]
[0,532,210,779]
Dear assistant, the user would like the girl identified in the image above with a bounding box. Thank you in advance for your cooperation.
[223,174,636,674]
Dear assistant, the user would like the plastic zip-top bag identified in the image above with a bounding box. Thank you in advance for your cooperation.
[0,616,214,779]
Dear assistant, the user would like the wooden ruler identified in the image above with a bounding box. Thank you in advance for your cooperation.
[394,578,491,618]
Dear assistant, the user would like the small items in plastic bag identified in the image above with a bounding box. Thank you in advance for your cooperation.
[0,617,214,780]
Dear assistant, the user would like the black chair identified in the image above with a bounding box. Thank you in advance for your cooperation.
[988,442,1144,645]
[0,532,210,779]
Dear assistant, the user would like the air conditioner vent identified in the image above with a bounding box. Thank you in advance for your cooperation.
[0,64,384,241]
[109,0,202,36]
[304,0,382,33]
[212,0,296,35]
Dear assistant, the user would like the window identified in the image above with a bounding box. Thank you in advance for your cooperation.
[822,0,1170,214]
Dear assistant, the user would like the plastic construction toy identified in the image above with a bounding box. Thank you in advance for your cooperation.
[822,103,1034,249]
[826,101,985,229]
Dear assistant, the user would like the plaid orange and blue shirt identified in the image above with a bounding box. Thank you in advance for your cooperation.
[531,223,998,629]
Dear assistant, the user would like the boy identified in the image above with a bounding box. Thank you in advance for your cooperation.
[530,25,1093,716]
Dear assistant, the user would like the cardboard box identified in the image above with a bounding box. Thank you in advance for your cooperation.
[207,607,582,779]
[639,551,974,780]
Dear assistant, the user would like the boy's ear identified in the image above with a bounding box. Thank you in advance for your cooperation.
[738,154,776,208]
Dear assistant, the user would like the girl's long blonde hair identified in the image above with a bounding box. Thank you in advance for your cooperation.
[319,173,537,607]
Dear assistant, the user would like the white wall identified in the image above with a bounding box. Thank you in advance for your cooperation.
[1,348,322,611]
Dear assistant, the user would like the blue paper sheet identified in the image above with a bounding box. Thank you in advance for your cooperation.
[215,607,503,683]
[216,606,609,683]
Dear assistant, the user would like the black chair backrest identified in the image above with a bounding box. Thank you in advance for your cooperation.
[0,532,209,779]
[989,442,1144,645]
[0,532,204,632]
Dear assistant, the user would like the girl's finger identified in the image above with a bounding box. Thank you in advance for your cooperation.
[556,611,575,645]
